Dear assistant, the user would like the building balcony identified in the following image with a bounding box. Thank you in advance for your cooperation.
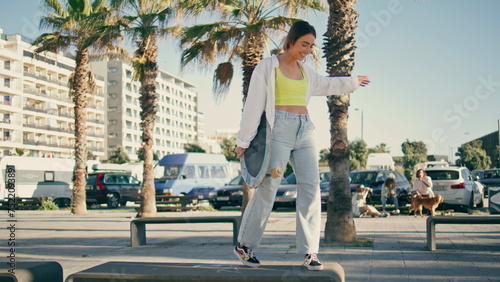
[23,140,48,146]
[23,106,47,113]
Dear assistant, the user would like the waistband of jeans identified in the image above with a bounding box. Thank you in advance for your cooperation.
[275,109,310,121]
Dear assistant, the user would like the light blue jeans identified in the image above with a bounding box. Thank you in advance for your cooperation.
[238,110,322,255]
[381,194,399,210]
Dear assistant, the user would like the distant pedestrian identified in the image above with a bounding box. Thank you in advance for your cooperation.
[381,177,399,215]
[352,184,387,218]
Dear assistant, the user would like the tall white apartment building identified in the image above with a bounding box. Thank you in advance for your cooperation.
[0,30,106,159]
[90,59,201,161]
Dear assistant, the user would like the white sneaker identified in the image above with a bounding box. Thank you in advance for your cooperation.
[395,209,400,215]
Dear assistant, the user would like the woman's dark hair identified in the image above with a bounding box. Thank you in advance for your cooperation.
[384,177,396,187]
[284,20,316,51]
[416,169,427,177]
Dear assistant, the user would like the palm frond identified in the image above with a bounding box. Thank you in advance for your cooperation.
[43,0,66,16]
[32,32,73,53]
[91,0,106,11]
[213,62,234,103]
[277,0,325,16]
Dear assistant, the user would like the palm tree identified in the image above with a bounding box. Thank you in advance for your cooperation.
[110,0,178,218]
[178,0,323,102]
[33,0,122,215]
[323,0,359,242]
[177,0,324,212]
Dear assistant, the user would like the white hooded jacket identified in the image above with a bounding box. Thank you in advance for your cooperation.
[236,55,360,148]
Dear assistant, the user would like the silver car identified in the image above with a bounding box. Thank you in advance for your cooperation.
[425,166,484,209]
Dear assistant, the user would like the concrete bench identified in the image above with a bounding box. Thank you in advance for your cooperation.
[65,261,345,281]
[0,261,63,282]
[130,216,241,247]
[426,215,500,251]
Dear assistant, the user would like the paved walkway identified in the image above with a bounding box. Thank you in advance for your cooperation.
[2,207,500,281]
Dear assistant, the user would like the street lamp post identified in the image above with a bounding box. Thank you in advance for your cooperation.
[355,108,364,140]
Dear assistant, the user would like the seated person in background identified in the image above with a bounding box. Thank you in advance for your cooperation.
[381,177,399,215]
[352,184,388,218]
[412,169,434,197]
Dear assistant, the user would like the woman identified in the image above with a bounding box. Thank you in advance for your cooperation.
[353,184,387,217]
[234,21,370,271]
[413,169,434,197]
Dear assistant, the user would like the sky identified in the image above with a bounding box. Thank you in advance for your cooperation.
[1,0,499,161]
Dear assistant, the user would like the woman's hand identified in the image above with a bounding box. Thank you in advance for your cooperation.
[358,76,370,87]
[235,146,246,159]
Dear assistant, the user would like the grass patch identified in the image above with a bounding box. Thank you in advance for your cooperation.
[321,238,374,248]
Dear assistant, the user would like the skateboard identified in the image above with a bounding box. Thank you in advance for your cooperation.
[241,113,283,189]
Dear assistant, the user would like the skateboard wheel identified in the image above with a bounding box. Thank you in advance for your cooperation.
[270,167,283,178]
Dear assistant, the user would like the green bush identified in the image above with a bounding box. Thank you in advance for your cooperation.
[37,198,59,211]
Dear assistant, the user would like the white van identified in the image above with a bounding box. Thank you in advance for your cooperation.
[366,153,395,170]
[0,156,74,208]
[155,153,231,195]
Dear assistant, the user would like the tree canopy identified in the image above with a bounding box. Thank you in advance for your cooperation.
[455,140,491,170]
[401,140,428,180]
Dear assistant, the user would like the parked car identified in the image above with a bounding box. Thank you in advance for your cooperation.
[86,171,142,208]
[425,166,484,209]
[275,169,331,210]
[477,168,500,198]
[187,186,216,200]
[209,170,330,210]
[349,169,411,206]
[209,176,244,209]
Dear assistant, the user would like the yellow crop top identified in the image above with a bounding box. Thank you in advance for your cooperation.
[275,67,307,106]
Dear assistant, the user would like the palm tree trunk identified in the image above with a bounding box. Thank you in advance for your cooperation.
[71,48,90,215]
[241,32,264,102]
[323,0,358,242]
[136,34,159,218]
[240,32,264,214]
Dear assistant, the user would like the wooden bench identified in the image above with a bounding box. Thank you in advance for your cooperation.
[426,215,500,251]
[130,216,241,247]
[65,261,345,281]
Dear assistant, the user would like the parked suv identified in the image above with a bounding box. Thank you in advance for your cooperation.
[425,166,484,209]
[349,169,411,206]
[86,171,142,208]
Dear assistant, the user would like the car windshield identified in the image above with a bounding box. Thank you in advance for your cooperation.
[161,164,183,180]
[483,170,500,179]
[349,171,378,184]
[227,176,243,185]
[425,170,459,180]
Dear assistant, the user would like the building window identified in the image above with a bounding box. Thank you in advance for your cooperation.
[108,80,118,86]
[4,61,11,70]
[109,93,117,98]
[108,67,118,73]
[4,78,10,88]
[108,106,117,112]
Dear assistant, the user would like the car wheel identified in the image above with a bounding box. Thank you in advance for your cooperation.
[212,204,221,210]
[107,194,120,209]
[55,198,71,208]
